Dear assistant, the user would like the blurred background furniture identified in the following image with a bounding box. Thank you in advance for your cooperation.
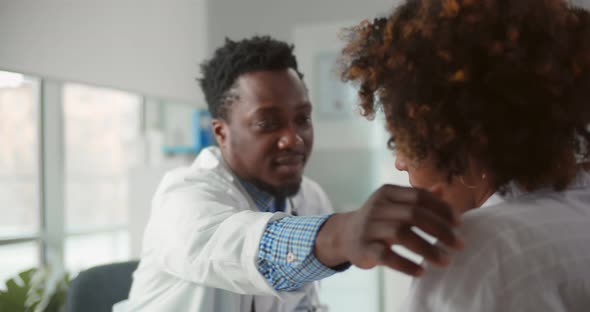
[64,261,139,312]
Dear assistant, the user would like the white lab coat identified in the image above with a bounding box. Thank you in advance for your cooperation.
[113,147,333,312]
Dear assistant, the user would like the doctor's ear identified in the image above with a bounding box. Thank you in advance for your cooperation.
[211,119,228,148]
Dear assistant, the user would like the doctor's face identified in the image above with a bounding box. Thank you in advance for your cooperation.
[212,69,313,197]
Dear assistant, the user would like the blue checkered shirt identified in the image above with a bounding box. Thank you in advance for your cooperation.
[239,180,340,291]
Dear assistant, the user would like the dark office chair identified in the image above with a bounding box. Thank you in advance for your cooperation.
[65,260,139,312]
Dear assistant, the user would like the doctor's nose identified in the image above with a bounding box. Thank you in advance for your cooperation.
[278,127,304,150]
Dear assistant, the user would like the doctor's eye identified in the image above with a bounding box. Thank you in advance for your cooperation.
[255,119,279,131]
[295,114,312,127]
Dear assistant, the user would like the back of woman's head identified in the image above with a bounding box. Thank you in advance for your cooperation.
[340,0,590,191]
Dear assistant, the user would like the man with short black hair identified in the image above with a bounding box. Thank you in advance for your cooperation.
[115,36,463,312]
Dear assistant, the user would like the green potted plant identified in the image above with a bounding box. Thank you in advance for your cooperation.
[0,267,70,312]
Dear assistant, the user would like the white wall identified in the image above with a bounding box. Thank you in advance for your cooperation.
[572,0,590,7]
[206,0,403,154]
[0,0,207,103]
[207,0,396,54]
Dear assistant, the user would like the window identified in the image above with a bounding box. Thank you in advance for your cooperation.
[0,242,39,285]
[65,230,129,273]
[0,74,144,284]
[63,83,141,271]
[0,70,41,285]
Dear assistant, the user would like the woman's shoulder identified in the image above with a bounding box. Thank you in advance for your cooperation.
[461,193,563,239]
[458,187,590,263]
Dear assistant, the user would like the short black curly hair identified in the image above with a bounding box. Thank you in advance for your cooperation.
[199,36,304,120]
[340,0,590,191]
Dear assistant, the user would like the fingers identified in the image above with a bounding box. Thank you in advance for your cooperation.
[379,185,461,226]
[370,203,463,250]
[366,222,450,266]
[366,243,423,276]
[397,227,450,267]
[410,208,464,250]
[352,184,467,274]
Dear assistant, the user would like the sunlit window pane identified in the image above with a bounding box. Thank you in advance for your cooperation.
[0,71,40,237]
[0,242,39,290]
[65,231,130,273]
[63,84,141,231]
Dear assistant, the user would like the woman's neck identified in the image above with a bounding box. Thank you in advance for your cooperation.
[463,180,497,214]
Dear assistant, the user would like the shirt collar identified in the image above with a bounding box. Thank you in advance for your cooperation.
[480,168,590,208]
[481,193,505,208]
[238,179,285,213]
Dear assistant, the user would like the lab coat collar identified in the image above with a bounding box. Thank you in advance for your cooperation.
[191,146,235,182]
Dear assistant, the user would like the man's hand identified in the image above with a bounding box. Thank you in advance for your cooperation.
[314,184,463,276]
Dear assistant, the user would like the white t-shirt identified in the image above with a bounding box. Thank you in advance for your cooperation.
[401,170,590,312]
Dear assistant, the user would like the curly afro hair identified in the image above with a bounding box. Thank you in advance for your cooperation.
[340,0,590,191]
[199,36,304,120]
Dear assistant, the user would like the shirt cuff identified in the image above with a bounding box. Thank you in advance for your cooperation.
[257,215,348,291]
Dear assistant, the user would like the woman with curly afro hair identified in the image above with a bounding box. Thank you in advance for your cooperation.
[340,0,590,310]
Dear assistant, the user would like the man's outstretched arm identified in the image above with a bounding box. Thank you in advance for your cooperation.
[257,185,464,291]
